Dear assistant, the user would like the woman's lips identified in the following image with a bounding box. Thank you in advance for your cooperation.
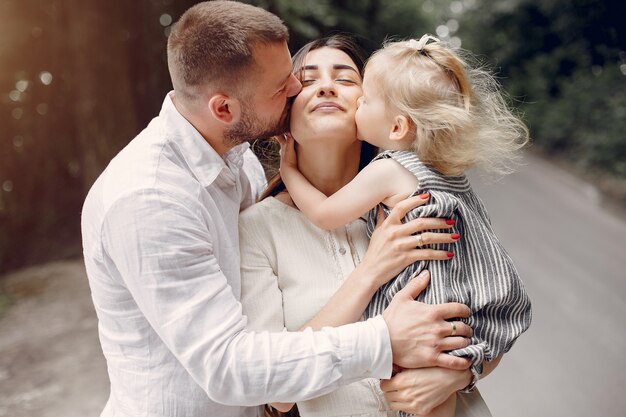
[312,102,344,112]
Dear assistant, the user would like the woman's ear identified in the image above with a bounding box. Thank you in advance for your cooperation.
[208,94,241,125]
[388,115,413,142]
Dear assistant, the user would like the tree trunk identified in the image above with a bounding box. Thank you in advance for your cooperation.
[59,0,143,193]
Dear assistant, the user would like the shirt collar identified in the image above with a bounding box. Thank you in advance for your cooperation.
[159,92,250,187]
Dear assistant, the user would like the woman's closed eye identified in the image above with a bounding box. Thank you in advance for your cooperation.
[302,78,358,86]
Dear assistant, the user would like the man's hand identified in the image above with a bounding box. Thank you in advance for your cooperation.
[382,270,473,370]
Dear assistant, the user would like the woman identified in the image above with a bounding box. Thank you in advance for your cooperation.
[240,35,498,417]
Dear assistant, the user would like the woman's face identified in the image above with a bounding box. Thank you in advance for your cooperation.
[289,47,363,144]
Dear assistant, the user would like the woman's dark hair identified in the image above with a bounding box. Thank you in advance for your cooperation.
[291,34,366,86]
[258,34,377,200]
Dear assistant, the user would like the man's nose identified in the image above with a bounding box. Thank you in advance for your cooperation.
[286,74,302,98]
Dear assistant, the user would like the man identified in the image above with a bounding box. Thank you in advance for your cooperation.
[81,2,472,416]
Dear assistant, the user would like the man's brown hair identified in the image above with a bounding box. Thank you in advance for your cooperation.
[167,1,289,101]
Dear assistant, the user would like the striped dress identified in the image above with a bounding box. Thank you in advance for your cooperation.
[365,150,532,393]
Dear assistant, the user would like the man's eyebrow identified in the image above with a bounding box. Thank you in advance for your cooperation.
[300,64,359,73]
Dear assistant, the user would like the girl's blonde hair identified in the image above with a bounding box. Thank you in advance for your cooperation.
[365,35,529,176]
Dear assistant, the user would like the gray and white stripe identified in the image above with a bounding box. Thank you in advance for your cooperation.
[365,150,532,395]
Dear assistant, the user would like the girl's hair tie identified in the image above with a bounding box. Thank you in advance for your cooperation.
[409,34,440,51]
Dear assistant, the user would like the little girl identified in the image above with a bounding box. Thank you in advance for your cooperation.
[279,35,532,417]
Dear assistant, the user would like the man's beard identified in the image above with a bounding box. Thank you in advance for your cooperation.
[223,102,290,147]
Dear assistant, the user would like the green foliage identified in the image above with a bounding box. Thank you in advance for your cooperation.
[1,0,624,274]
[458,0,626,179]
[0,289,13,318]
[245,0,436,52]
[529,65,626,176]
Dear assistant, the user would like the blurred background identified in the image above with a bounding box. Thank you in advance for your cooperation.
[0,0,625,416]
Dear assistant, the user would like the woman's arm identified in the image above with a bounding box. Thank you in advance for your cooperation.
[280,136,411,230]
[240,196,467,410]
[299,194,459,331]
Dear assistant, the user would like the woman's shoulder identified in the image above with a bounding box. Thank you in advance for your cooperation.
[240,197,278,222]
[240,195,299,228]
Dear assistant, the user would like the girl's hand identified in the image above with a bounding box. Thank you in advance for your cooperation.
[359,193,459,288]
[381,366,471,415]
[278,133,297,171]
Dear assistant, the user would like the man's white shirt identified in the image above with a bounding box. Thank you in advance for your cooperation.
[81,93,392,417]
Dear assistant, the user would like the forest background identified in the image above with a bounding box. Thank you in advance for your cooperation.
[1,0,625,276]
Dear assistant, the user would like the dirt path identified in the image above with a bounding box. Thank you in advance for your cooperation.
[0,260,108,417]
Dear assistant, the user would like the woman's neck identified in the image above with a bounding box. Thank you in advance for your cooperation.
[295,140,362,196]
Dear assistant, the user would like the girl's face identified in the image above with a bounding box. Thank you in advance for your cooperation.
[355,71,397,149]
[289,47,363,144]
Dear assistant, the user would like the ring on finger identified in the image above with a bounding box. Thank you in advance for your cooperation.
[450,321,457,336]
[415,233,424,247]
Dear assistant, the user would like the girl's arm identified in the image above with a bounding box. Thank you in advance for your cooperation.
[280,136,409,230]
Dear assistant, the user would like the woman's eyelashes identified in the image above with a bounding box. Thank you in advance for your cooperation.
[301,75,359,87]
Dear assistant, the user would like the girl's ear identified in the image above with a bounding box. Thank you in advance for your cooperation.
[208,94,241,125]
[388,115,413,142]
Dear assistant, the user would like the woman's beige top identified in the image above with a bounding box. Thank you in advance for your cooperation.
[239,196,492,417]
[239,197,396,417]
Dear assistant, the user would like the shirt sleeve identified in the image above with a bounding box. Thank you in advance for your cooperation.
[101,188,392,406]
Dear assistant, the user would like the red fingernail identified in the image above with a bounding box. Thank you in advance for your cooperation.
[446,219,455,225]
[447,252,455,258]
[419,193,430,199]
[452,233,461,240]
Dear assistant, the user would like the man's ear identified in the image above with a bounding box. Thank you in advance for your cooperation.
[389,115,413,142]
[208,94,241,125]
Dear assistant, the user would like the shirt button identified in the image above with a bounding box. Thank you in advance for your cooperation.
[338,247,346,255]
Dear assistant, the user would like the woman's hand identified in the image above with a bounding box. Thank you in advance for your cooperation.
[359,193,459,288]
[381,366,471,415]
